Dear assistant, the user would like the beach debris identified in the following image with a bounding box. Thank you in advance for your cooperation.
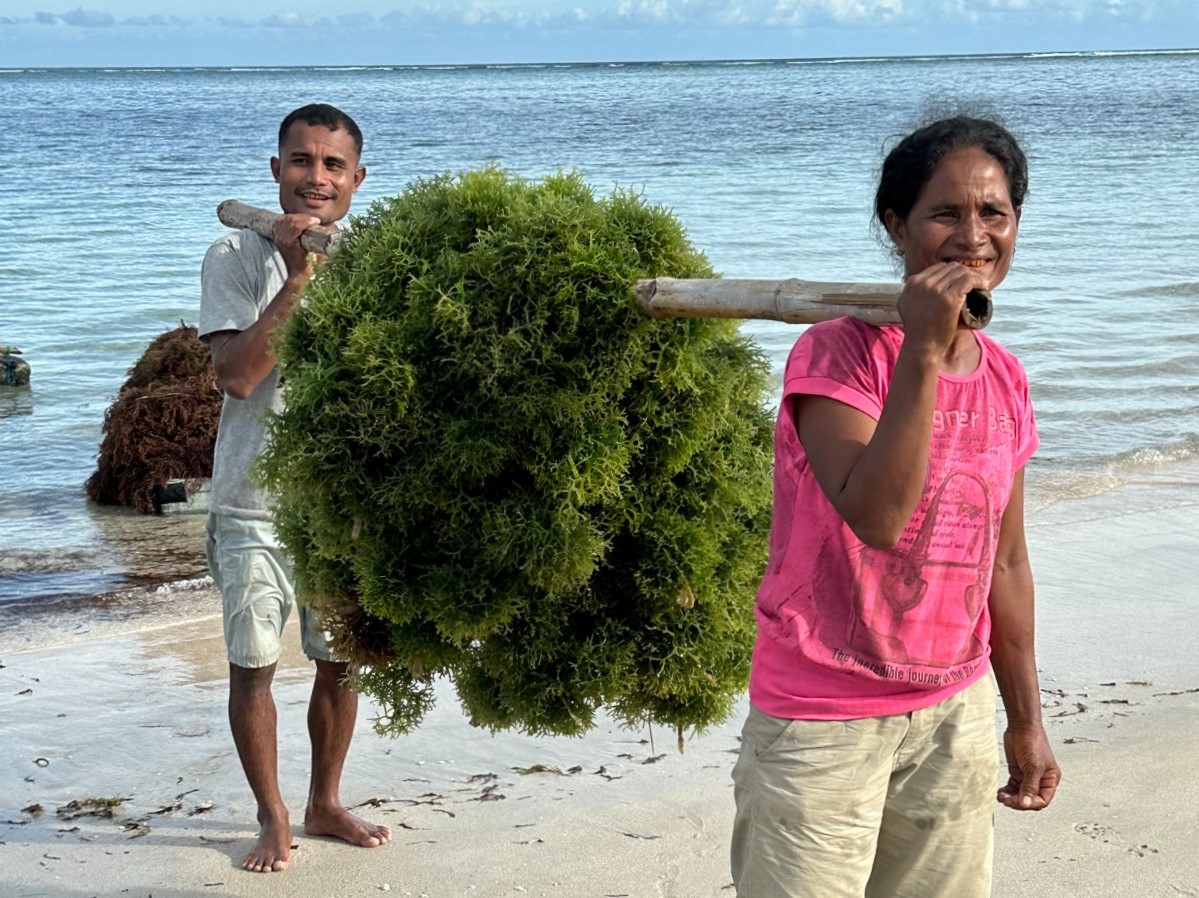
[199,835,238,844]
[17,688,32,696]
[86,322,221,514]
[351,797,394,809]
[188,802,214,816]
[56,797,127,820]
[641,754,667,765]
[21,804,44,817]
[34,757,49,766]
[1,345,30,387]
[118,818,151,838]
[472,785,505,802]
[256,169,772,744]
[1052,702,1088,718]
[148,800,183,816]
[618,830,661,841]
[512,764,571,776]
[396,792,446,808]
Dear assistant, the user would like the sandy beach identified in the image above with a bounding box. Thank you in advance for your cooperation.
[3,470,1199,898]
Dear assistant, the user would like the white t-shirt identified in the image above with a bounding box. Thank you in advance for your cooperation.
[198,228,287,519]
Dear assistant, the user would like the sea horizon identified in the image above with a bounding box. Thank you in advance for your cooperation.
[2,44,1197,74]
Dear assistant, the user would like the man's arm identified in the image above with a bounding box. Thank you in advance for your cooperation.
[209,213,319,400]
[989,466,1061,811]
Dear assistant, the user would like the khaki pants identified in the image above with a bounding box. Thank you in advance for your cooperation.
[731,676,997,898]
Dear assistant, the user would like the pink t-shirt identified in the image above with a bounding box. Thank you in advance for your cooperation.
[749,318,1038,720]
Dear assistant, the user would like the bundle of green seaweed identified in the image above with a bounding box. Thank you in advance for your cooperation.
[87,324,221,514]
[259,169,774,742]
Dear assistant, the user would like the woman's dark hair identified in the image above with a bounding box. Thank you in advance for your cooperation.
[874,116,1027,226]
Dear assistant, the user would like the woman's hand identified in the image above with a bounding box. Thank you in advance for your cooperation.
[897,262,989,356]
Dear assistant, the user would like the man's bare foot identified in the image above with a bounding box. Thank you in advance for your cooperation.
[304,803,391,848]
[243,811,292,873]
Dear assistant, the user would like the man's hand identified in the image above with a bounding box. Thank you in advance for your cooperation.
[272,213,322,284]
[997,723,1061,811]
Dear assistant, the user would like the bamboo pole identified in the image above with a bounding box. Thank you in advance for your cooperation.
[635,277,992,330]
[216,199,340,256]
[214,201,992,329]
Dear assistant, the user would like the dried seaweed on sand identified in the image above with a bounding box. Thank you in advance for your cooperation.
[86,324,221,514]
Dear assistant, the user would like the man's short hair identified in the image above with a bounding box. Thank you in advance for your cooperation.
[278,104,363,157]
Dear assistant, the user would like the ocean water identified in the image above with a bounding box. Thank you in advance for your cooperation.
[1,50,1198,613]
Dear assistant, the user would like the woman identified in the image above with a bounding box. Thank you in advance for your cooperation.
[731,116,1060,898]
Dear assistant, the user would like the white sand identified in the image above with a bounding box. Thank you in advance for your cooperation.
[3,470,1199,897]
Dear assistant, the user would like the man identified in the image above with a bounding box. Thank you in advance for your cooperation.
[199,103,389,873]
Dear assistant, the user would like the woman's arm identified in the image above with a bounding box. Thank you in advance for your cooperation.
[798,262,986,548]
[989,466,1061,811]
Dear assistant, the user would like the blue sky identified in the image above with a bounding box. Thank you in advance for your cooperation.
[1,1,1196,67]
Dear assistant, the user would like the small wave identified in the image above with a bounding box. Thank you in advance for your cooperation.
[0,548,105,576]
[1026,51,1091,59]
[1093,48,1199,58]
[1116,282,1199,299]
[1029,434,1199,510]
[152,576,213,594]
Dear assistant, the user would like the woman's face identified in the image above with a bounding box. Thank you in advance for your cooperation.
[885,146,1021,291]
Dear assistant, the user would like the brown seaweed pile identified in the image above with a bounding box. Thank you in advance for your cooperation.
[86,324,222,514]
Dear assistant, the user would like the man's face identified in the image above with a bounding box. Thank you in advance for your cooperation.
[270,121,365,225]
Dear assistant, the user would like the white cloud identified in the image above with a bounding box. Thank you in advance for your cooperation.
[3,0,1190,32]
[262,11,314,27]
[0,0,1194,67]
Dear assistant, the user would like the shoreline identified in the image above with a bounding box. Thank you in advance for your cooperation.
[3,475,1199,896]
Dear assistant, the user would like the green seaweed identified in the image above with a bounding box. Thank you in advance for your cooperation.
[258,168,774,740]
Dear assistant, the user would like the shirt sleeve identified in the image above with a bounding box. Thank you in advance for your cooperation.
[199,233,262,340]
[783,319,888,422]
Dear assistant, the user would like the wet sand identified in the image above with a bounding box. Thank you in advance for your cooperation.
[2,472,1198,897]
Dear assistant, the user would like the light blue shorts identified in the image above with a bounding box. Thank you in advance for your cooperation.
[205,514,335,668]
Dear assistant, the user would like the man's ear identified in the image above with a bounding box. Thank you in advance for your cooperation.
[352,165,366,192]
[270,156,281,184]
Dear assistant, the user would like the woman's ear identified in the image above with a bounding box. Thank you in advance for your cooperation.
[883,208,906,256]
